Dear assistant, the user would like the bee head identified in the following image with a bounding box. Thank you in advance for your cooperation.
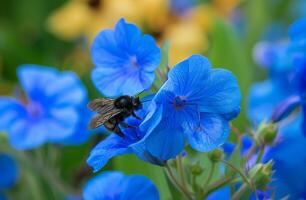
[132,97,142,110]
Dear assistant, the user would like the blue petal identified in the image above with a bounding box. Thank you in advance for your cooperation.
[140,102,163,135]
[17,65,87,107]
[144,118,185,160]
[165,55,240,115]
[303,106,306,136]
[184,113,229,152]
[0,98,26,131]
[130,140,165,166]
[83,171,159,200]
[253,42,290,72]
[0,153,19,189]
[62,107,93,145]
[120,175,160,200]
[0,193,8,200]
[87,135,132,172]
[166,54,211,95]
[206,186,230,200]
[241,135,253,156]
[289,18,306,42]
[294,56,306,96]
[248,80,292,124]
[17,65,58,100]
[263,120,306,199]
[83,171,125,200]
[191,69,241,115]
[8,108,78,150]
[271,95,301,122]
[114,18,142,50]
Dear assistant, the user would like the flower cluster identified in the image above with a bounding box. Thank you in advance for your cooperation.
[248,18,306,199]
[3,9,305,200]
[87,19,241,173]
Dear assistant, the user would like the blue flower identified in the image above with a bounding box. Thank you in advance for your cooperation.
[87,103,164,172]
[0,194,8,200]
[0,65,90,149]
[263,117,306,199]
[83,171,159,200]
[91,18,161,97]
[206,186,268,200]
[248,79,293,123]
[141,55,241,160]
[248,18,306,125]
[206,186,230,200]
[0,153,19,189]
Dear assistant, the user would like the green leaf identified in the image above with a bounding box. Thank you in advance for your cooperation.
[208,18,252,131]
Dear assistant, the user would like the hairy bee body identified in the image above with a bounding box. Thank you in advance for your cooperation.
[88,95,142,137]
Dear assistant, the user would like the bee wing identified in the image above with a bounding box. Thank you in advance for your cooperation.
[89,108,122,129]
[88,98,123,129]
[88,98,116,114]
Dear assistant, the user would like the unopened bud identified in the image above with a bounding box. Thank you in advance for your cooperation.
[190,162,203,175]
[208,149,223,163]
[250,161,273,190]
[258,122,277,145]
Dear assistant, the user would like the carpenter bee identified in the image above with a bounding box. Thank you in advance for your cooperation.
[88,95,143,137]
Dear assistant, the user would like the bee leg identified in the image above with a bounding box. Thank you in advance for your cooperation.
[120,121,137,129]
[132,111,142,120]
[113,125,125,137]
[105,120,124,137]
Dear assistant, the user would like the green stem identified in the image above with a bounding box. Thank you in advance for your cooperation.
[232,183,248,200]
[255,145,265,163]
[203,176,232,198]
[157,68,167,82]
[1,144,77,195]
[245,142,258,160]
[192,175,202,200]
[176,156,188,190]
[203,163,215,191]
[164,164,193,200]
[221,159,253,190]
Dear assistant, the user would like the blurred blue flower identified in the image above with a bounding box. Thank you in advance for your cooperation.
[206,186,268,200]
[253,41,290,71]
[248,79,293,123]
[0,153,19,189]
[83,171,159,200]
[141,55,241,160]
[249,18,306,126]
[263,118,306,199]
[0,65,90,149]
[170,0,195,16]
[249,18,306,199]
[223,135,253,158]
[91,18,161,97]
[206,186,230,200]
[0,194,7,200]
[87,103,164,172]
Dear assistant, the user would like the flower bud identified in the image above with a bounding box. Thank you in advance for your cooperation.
[250,161,273,190]
[190,162,203,176]
[257,122,277,145]
[208,149,223,163]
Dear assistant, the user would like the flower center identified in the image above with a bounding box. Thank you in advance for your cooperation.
[173,96,187,110]
[129,56,140,68]
[27,101,44,119]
